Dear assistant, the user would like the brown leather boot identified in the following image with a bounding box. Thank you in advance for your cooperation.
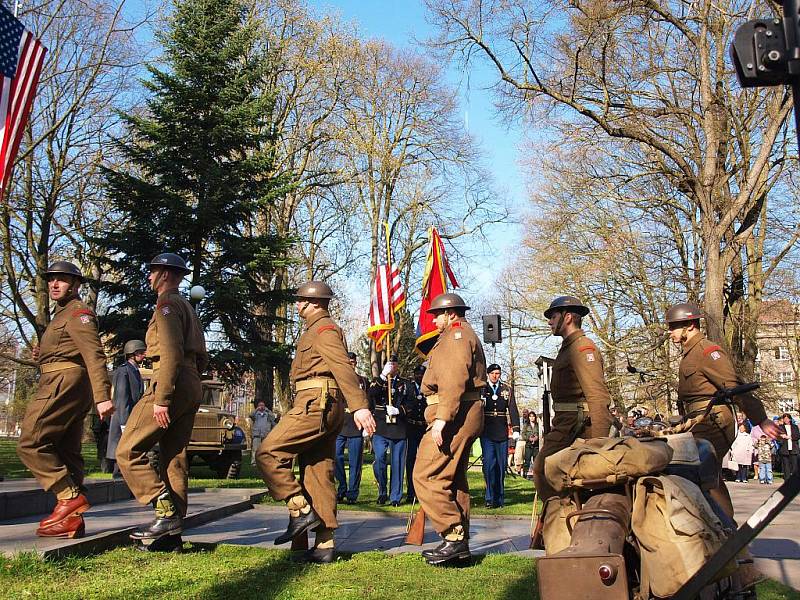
[39,494,90,528]
[36,514,85,538]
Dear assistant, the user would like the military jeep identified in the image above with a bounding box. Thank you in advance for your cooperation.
[140,370,247,479]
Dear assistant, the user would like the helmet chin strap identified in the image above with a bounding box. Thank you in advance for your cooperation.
[554,311,567,336]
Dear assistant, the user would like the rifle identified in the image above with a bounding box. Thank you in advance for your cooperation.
[405,490,472,545]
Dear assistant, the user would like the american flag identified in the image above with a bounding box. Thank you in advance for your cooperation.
[0,4,46,202]
[367,263,406,351]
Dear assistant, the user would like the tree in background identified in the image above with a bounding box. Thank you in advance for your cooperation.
[97,0,294,397]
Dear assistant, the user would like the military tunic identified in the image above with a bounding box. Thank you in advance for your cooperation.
[116,288,207,518]
[480,380,519,507]
[412,318,487,534]
[258,310,368,530]
[369,376,414,503]
[532,328,612,501]
[17,298,111,493]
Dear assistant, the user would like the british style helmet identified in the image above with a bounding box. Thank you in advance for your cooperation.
[665,303,703,324]
[123,339,146,356]
[295,280,334,300]
[149,253,191,274]
[543,296,590,318]
[427,292,470,313]
[44,261,83,281]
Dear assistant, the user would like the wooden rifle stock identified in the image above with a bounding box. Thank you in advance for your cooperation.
[405,507,426,545]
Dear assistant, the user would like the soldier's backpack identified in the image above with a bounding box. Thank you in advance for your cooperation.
[541,495,580,556]
[544,436,674,492]
[631,474,734,598]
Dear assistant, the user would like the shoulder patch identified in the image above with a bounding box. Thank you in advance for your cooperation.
[451,321,462,328]
[317,324,336,334]
[156,300,175,309]
[72,308,95,318]
[578,345,596,352]
[703,345,722,356]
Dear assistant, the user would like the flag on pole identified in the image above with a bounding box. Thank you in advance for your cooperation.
[415,228,459,357]
[0,4,46,202]
[367,263,406,351]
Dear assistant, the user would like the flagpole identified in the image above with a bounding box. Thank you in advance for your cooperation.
[14,1,20,18]
[384,221,395,422]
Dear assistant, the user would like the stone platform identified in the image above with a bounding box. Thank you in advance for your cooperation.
[0,477,132,520]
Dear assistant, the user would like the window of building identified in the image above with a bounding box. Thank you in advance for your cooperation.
[779,397,798,414]
[776,371,794,384]
[775,347,790,361]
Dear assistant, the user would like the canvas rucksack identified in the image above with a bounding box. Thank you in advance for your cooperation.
[541,495,580,556]
[544,436,674,492]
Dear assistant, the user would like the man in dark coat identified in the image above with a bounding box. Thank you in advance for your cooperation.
[107,340,146,477]
[778,413,800,480]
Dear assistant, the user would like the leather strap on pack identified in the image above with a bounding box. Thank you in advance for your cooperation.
[295,377,339,408]
[40,361,81,374]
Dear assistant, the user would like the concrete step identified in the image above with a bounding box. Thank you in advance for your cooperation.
[0,487,268,558]
[0,478,133,521]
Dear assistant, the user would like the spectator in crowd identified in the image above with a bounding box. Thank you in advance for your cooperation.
[521,411,539,478]
[248,401,276,466]
[778,413,800,480]
[512,409,529,474]
[335,352,370,503]
[731,423,754,483]
[479,364,519,509]
[107,340,146,478]
[750,423,764,481]
[756,434,774,484]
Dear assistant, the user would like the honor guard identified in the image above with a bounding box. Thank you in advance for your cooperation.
[116,253,208,549]
[257,281,376,563]
[335,352,370,504]
[412,293,486,566]
[17,261,113,539]
[666,303,781,519]
[532,296,613,504]
[405,364,427,503]
[480,364,520,508]
[368,356,414,506]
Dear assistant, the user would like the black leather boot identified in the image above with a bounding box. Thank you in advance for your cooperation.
[423,539,471,565]
[274,508,321,545]
[131,514,183,539]
[295,546,335,564]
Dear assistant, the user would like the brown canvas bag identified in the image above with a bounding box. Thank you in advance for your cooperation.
[544,436,674,492]
[541,495,580,556]
[631,475,733,598]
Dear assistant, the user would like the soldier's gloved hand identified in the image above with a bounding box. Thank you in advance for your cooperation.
[96,400,114,420]
[512,431,520,440]
[153,404,171,429]
[386,405,400,417]
[380,362,395,379]
[353,408,376,436]
[431,419,446,447]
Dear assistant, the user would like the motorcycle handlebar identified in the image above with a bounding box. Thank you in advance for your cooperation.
[711,382,759,403]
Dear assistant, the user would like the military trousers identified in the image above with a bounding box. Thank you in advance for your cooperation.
[257,389,345,530]
[412,400,483,535]
[532,417,584,503]
[116,367,201,518]
[17,368,93,493]
[335,434,364,502]
[480,436,508,507]
[690,404,736,518]
[372,434,407,503]
[405,427,425,500]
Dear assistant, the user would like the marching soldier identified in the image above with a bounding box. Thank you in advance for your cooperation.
[405,364,427,503]
[334,352,370,504]
[116,253,208,546]
[412,293,486,566]
[532,296,613,522]
[16,261,113,538]
[257,281,376,563]
[368,356,414,506]
[666,303,781,519]
[480,364,520,508]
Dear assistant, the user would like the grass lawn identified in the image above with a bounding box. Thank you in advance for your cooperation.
[0,438,536,516]
[2,546,799,600]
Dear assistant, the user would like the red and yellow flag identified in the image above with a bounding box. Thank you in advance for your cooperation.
[415,228,459,357]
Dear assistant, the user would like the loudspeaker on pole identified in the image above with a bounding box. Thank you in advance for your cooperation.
[482,314,502,344]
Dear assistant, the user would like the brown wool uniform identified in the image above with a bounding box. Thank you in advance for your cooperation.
[257,310,368,530]
[412,318,487,535]
[17,299,111,493]
[679,335,767,470]
[533,329,612,501]
[116,288,207,518]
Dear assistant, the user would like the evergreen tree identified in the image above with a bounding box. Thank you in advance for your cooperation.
[97,0,294,402]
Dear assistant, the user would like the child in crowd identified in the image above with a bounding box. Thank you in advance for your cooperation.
[756,434,774,484]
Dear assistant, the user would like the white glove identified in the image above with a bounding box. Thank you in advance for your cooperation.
[120,425,126,432]
[362,428,370,438]
[386,405,400,417]
[381,362,395,378]
[512,431,520,440]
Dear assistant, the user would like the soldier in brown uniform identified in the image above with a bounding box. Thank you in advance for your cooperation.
[412,292,486,566]
[666,303,781,519]
[116,253,208,543]
[532,296,613,505]
[17,261,113,538]
[257,281,376,564]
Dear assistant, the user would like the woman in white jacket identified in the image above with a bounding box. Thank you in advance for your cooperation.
[730,423,754,482]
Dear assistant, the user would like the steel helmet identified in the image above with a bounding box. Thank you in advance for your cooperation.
[427,292,470,313]
[150,253,191,274]
[123,339,146,356]
[543,296,589,318]
[665,303,703,324]
[43,260,83,281]
[295,280,334,299]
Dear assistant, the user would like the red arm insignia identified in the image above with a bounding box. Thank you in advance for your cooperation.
[451,322,462,328]
[317,325,336,334]
[578,345,596,352]
[72,309,95,318]
[703,345,722,356]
